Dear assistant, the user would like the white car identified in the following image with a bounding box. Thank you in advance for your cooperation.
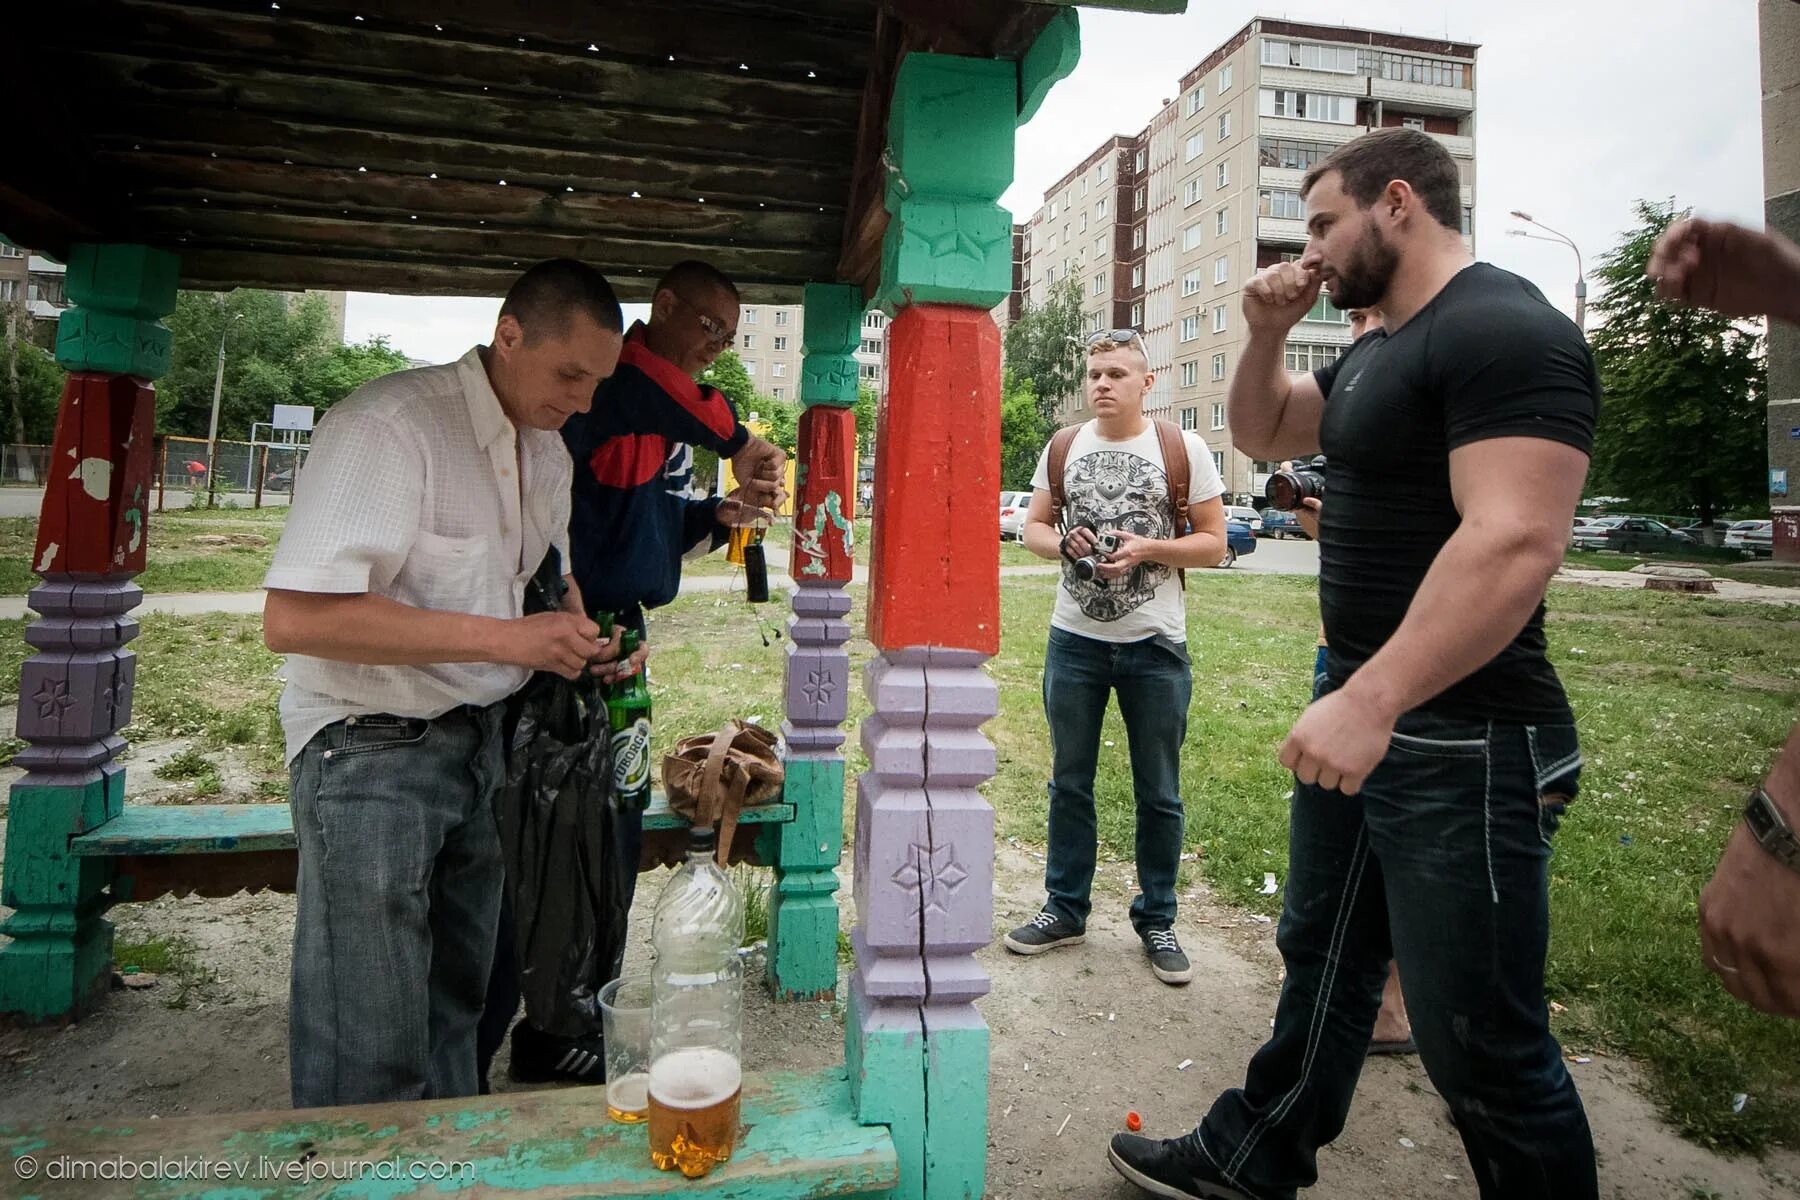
[1725,519,1773,557]
[998,490,1032,541]
[1224,505,1263,533]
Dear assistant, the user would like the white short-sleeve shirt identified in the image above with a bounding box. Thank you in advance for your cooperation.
[264,347,573,761]
[1031,420,1224,644]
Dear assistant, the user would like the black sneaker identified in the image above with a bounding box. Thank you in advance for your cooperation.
[1108,1131,1254,1200]
[507,1020,606,1084]
[1002,911,1085,955]
[1142,928,1193,985]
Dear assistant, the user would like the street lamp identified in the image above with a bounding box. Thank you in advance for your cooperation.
[1508,210,1586,334]
[206,309,243,508]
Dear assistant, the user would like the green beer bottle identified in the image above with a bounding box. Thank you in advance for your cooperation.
[608,629,653,811]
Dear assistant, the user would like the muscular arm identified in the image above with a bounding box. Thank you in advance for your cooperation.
[1227,330,1327,461]
[1021,487,1069,562]
[1336,437,1589,716]
[1134,496,1228,569]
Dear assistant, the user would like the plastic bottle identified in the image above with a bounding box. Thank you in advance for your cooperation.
[647,827,745,1177]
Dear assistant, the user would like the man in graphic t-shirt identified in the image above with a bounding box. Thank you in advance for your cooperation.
[1003,328,1227,986]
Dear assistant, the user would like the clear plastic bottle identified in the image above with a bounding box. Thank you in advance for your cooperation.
[647,826,745,1178]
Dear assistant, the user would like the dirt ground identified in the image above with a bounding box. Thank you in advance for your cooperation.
[2,830,1796,1200]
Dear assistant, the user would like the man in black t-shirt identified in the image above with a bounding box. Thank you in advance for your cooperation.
[1109,129,1602,1200]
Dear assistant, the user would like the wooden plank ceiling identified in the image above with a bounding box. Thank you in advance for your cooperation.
[2,0,1059,300]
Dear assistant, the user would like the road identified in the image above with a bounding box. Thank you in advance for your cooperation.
[0,488,291,518]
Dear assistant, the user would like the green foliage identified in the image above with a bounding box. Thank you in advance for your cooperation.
[0,331,66,444]
[853,383,879,461]
[1000,370,1051,490]
[700,350,756,413]
[1002,276,1085,423]
[1588,200,1768,523]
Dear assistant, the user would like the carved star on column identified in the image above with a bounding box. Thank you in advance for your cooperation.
[891,841,970,918]
[802,667,836,707]
[33,678,72,721]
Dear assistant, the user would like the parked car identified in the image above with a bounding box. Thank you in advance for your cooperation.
[1570,515,1694,554]
[1224,505,1263,534]
[1219,518,1257,568]
[1259,507,1304,539]
[998,490,1031,541]
[1725,519,1773,557]
[1569,516,1608,544]
[1676,519,1735,546]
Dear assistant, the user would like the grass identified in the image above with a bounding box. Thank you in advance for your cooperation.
[0,505,288,596]
[1563,547,1800,590]
[112,933,218,1009]
[153,748,224,798]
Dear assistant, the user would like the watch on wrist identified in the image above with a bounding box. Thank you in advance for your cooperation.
[1743,785,1800,877]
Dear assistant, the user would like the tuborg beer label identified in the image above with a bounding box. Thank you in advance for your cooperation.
[611,718,653,794]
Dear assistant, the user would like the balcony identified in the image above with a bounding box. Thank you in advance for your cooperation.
[1254,116,1363,145]
[1427,130,1474,158]
[1258,216,1309,246]
[1291,322,1352,346]
[1259,166,1307,191]
[1258,66,1366,97]
[1370,76,1474,115]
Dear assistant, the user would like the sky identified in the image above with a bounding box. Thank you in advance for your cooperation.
[346,0,1767,364]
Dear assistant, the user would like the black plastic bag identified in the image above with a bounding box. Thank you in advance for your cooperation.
[494,552,631,1039]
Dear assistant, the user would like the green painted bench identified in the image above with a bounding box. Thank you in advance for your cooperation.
[0,1066,898,1199]
[70,795,797,903]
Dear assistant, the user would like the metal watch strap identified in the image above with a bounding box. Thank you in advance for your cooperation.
[1743,785,1800,877]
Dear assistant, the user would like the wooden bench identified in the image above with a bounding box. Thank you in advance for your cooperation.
[71,795,798,904]
[0,1066,898,1199]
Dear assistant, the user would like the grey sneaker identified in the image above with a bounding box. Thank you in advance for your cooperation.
[1142,928,1193,985]
[1002,911,1085,955]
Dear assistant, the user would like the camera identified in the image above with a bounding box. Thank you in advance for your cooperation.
[1265,455,1327,512]
[1072,530,1122,582]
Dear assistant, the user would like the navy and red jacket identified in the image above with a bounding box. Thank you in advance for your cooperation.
[562,323,750,630]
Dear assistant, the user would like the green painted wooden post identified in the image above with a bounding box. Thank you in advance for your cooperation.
[0,244,176,1023]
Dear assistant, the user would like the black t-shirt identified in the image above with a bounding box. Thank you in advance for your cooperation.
[1310,263,1600,723]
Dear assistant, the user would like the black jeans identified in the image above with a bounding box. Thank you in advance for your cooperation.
[1194,685,1596,1200]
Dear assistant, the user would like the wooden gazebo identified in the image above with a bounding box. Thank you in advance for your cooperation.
[0,2,1185,1196]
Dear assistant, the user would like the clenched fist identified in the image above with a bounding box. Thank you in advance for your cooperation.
[1242,261,1323,333]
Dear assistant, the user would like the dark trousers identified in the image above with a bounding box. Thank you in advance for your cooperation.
[1193,687,1596,1200]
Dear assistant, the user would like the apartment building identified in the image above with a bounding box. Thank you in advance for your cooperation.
[1019,17,1478,504]
[734,303,888,408]
[0,241,24,321]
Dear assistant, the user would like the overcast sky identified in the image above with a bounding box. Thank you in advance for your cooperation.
[346,0,1766,363]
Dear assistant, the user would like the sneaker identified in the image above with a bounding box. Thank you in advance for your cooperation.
[1142,928,1193,985]
[507,1020,606,1084]
[1002,911,1085,955]
[1107,1131,1254,1200]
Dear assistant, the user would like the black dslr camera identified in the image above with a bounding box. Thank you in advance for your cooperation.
[1072,529,1122,583]
[1265,455,1327,512]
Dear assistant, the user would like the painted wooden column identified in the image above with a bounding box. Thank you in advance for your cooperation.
[0,244,176,1022]
[770,281,862,1000]
[845,27,1075,1195]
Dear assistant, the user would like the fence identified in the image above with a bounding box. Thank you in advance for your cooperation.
[0,438,307,509]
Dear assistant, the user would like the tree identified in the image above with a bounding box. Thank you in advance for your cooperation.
[294,336,412,413]
[1003,276,1085,423]
[1587,200,1767,524]
[1,294,65,448]
[1000,369,1050,490]
[853,382,879,462]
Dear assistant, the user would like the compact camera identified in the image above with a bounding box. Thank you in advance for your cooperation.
[1072,530,1122,582]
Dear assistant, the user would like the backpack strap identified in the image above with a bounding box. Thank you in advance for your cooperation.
[1045,423,1083,533]
[1152,418,1192,590]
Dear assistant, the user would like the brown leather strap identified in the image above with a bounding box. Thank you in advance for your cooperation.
[1045,423,1082,533]
[697,726,734,832]
[1152,418,1191,590]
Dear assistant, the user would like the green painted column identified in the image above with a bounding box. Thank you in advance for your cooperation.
[0,243,176,1023]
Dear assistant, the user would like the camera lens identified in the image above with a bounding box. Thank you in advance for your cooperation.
[1073,556,1099,581]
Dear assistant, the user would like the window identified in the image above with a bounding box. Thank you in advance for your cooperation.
[743,309,759,324]
[1211,402,1226,430]
[1260,89,1354,124]
[1219,64,1233,91]
[1462,205,1474,236]
[1098,198,1109,219]
[1180,315,1200,341]
[1097,160,1110,183]
[860,363,881,380]
[1217,161,1230,190]
[1260,38,1358,73]
[0,280,15,302]
[1045,266,1056,283]
[1082,177,1090,197]
[774,336,788,351]
[1180,360,1199,387]
[741,334,756,349]
[1088,311,1104,332]
[775,310,789,326]
[1047,233,1057,252]
[1130,302,1143,325]
[1304,292,1351,324]
[1182,224,1203,251]
[771,362,786,377]
[1260,188,1305,220]
[1216,207,1230,237]
[0,244,21,258]
[1132,226,1146,249]
[1373,51,1466,90]
[1094,236,1106,258]
[1214,255,1230,284]
[1182,270,1202,297]
[1049,200,1059,219]
[1218,111,1232,140]
[1401,116,1425,131]
[865,311,886,328]
[1212,353,1227,381]
[1180,406,1199,431]
[1092,272,1107,297]
[1212,450,1226,476]
[1135,185,1146,211]
[1186,87,1205,116]
[743,360,759,375]
[772,386,785,399]
[1258,137,1336,171]
[1212,305,1228,333]
[1135,148,1147,172]
[1284,342,1346,372]
[861,338,881,354]
[1131,264,1144,287]
[1185,133,1204,162]
[1184,178,1202,207]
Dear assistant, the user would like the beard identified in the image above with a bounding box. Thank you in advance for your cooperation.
[1326,219,1399,311]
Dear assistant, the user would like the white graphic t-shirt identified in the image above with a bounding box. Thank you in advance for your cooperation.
[1030,421,1224,644]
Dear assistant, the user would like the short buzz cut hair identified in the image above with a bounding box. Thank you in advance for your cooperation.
[1301,128,1462,232]
[1086,332,1149,369]
[655,259,740,303]
[499,259,624,342]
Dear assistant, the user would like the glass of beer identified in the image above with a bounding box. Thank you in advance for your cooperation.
[647,1047,743,1178]
[597,975,654,1124]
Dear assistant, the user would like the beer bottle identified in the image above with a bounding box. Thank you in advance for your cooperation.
[607,629,653,811]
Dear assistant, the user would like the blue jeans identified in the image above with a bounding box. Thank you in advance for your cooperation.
[1041,626,1192,935]
[1194,683,1595,1200]
[287,703,506,1108]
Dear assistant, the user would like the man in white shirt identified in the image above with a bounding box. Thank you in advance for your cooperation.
[262,259,631,1108]
[1003,329,1228,985]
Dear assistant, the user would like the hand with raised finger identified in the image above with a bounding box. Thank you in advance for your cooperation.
[1279,687,1395,796]
[1242,260,1323,333]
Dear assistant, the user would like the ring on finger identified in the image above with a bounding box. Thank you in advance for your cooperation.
[1710,955,1742,975]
